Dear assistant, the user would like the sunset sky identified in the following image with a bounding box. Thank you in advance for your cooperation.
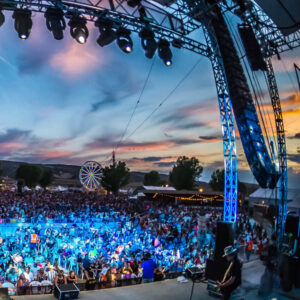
[0,10,299,187]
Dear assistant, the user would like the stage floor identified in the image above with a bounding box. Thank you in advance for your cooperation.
[14,260,297,300]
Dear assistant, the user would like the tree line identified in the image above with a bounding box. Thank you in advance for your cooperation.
[12,156,247,196]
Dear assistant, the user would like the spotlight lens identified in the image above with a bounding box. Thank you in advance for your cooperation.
[165,60,172,66]
[125,45,132,53]
[20,34,28,40]
[77,35,86,44]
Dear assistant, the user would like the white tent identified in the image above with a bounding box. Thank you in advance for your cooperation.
[55,186,68,192]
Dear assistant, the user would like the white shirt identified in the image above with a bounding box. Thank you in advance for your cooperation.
[23,271,34,282]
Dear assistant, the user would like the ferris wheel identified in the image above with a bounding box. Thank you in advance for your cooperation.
[79,161,103,191]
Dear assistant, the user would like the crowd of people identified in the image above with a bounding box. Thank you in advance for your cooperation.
[0,190,271,294]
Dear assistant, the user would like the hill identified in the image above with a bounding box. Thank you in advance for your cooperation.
[0,160,170,187]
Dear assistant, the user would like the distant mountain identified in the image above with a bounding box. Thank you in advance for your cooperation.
[0,160,169,187]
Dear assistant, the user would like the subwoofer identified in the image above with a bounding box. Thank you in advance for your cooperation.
[55,283,80,300]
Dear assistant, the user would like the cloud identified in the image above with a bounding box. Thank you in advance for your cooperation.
[154,161,176,167]
[288,133,300,139]
[50,42,102,77]
[140,156,170,162]
[199,135,222,142]
[85,136,201,154]
[288,153,300,164]
[0,128,76,164]
[90,62,142,112]
[0,129,31,143]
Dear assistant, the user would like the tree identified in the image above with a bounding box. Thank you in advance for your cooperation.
[101,161,130,194]
[209,169,225,191]
[209,169,248,196]
[143,171,161,186]
[16,163,43,188]
[39,168,54,188]
[169,156,203,190]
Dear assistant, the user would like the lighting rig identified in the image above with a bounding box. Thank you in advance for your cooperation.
[0,1,174,66]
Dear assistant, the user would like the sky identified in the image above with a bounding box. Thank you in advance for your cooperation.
[0,7,300,186]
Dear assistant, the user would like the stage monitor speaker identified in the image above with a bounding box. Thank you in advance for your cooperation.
[285,214,299,237]
[186,267,204,281]
[205,258,228,281]
[55,283,80,300]
[214,221,235,261]
[0,288,8,300]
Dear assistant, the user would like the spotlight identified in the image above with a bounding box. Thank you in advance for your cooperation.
[117,28,133,53]
[12,9,32,40]
[127,0,141,8]
[45,8,66,40]
[69,16,88,44]
[0,10,5,27]
[158,39,172,66]
[139,28,157,59]
[95,20,117,47]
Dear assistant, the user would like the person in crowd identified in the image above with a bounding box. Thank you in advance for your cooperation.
[0,189,267,296]
[67,270,78,284]
[141,253,157,283]
[54,270,67,286]
[85,269,97,290]
[17,273,30,288]
[36,268,48,282]
[47,266,57,283]
[246,237,253,262]
[23,267,34,283]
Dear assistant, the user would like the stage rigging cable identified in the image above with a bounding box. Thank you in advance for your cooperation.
[120,56,204,143]
[115,57,156,154]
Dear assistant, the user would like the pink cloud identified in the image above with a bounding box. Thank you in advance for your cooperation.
[50,42,104,77]
[0,142,23,153]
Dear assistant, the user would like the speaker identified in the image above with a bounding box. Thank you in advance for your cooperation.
[55,283,80,299]
[0,288,8,300]
[205,258,228,281]
[186,267,204,281]
[280,255,295,292]
[285,214,300,237]
[214,221,235,261]
[238,24,267,71]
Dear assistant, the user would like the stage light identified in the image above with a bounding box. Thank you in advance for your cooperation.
[12,10,32,40]
[95,20,117,47]
[127,0,141,8]
[158,39,172,66]
[0,10,5,27]
[69,16,88,44]
[117,28,133,53]
[45,8,66,40]
[139,28,157,59]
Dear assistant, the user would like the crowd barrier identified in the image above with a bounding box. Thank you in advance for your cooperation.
[8,272,182,296]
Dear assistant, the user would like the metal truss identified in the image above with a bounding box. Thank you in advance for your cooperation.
[203,24,238,223]
[233,0,300,57]
[0,0,210,56]
[235,2,288,244]
[265,58,288,245]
